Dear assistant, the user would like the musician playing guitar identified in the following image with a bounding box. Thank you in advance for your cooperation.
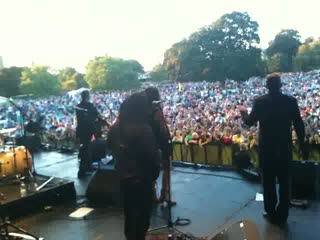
[76,90,105,178]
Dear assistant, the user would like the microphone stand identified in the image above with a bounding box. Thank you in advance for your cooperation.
[148,103,191,237]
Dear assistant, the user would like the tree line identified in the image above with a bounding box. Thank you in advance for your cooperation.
[161,12,320,82]
[0,56,144,97]
[1,11,320,97]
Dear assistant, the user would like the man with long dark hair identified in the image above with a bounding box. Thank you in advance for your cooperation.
[107,92,160,240]
[240,73,305,225]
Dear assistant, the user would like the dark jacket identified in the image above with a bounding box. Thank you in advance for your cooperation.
[76,101,99,138]
[242,92,305,167]
[106,121,161,181]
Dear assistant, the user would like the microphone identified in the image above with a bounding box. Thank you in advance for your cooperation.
[74,106,88,112]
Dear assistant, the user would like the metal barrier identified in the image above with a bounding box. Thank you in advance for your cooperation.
[172,143,320,168]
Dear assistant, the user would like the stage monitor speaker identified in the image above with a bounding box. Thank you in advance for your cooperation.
[90,139,107,163]
[291,160,318,199]
[86,167,123,207]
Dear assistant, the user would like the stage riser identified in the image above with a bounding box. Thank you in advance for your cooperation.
[0,176,76,219]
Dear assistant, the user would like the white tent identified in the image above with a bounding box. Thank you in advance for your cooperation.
[67,88,90,98]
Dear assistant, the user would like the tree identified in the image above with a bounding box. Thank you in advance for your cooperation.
[0,67,23,97]
[267,53,281,73]
[149,64,168,81]
[85,56,141,91]
[304,37,314,44]
[202,11,261,81]
[20,65,61,96]
[74,73,88,89]
[163,40,189,81]
[58,67,88,92]
[126,60,144,73]
[266,29,301,72]
[163,11,262,82]
[294,39,320,71]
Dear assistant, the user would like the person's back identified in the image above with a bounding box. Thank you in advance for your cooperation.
[107,121,160,181]
[240,73,305,225]
[243,74,305,167]
[106,92,160,240]
[76,101,98,137]
[254,93,297,153]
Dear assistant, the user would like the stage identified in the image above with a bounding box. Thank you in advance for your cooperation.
[2,151,320,240]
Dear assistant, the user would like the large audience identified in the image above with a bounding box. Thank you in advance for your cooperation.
[1,70,320,150]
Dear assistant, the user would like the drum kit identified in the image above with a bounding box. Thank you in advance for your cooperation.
[0,127,32,178]
[0,96,33,179]
[0,97,42,240]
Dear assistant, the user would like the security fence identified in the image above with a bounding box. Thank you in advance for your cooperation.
[172,143,320,168]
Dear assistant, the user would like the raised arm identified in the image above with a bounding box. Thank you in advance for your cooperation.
[240,100,258,126]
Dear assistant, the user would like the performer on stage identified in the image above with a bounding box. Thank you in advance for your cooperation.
[240,73,305,225]
[106,92,160,240]
[76,90,100,178]
[144,87,175,204]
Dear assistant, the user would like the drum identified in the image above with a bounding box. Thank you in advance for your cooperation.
[0,146,32,176]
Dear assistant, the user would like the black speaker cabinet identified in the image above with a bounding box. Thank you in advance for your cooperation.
[90,139,107,163]
[291,160,319,199]
[86,167,123,207]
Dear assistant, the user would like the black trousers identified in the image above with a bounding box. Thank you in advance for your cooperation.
[78,134,92,172]
[262,163,290,220]
[122,178,153,240]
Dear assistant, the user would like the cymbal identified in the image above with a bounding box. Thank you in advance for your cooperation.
[0,128,17,135]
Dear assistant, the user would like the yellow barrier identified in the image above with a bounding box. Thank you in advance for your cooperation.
[206,144,220,165]
[172,144,182,161]
[172,143,320,167]
[221,145,233,166]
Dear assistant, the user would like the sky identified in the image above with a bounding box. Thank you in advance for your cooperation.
[1,0,319,72]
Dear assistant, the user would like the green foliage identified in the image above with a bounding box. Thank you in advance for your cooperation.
[163,11,262,82]
[74,73,88,89]
[266,29,301,72]
[126,60,144,73]
[20,65,61,96]
[58,67,88,91]
[149,64,168,81]
[163,40,189,81]
[294,39,320,72]
[85,56,141,91]
[267,53,281,73]
[0,67,23,97]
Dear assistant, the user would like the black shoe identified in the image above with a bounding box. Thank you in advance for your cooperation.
[276,218,287,227]
[275,208,288,226]
[273,215,288,227]
[262,211,277,224]
[263,211,288,226]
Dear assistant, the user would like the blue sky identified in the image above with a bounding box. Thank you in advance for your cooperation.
[0,0,319,72]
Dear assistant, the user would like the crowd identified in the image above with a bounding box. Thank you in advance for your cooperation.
[163,71,320,149]
[1,70,320,151]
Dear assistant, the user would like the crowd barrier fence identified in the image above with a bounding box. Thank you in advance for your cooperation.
[172,143,320,168]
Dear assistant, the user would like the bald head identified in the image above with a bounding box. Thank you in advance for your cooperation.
[266,73,282,92]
